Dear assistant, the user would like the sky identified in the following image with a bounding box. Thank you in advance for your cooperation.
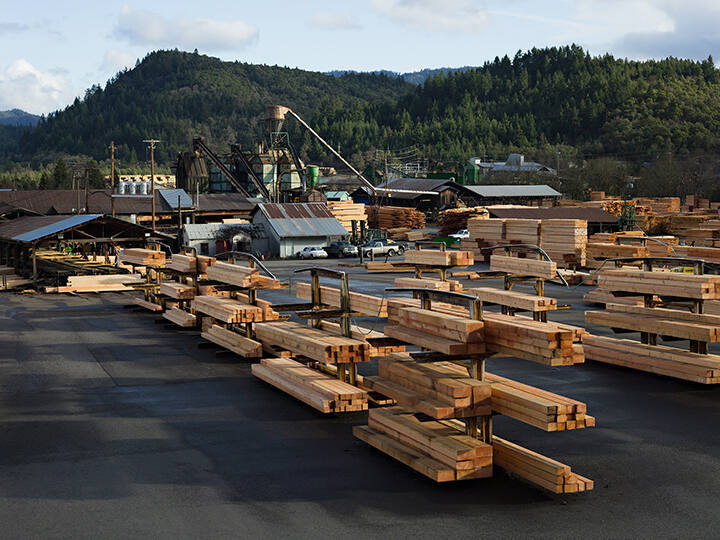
[1,0,719,115]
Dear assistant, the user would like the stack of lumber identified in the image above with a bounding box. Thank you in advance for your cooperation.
[468,287,557,312]
[197,255,215,273]
[192,295,280,323]
[540,219,587,267]
[584,335,720,383]
[118,248,166,267]
[326,200,366,233]
[0,266,31,290]
[403,248,474,267]
[583,288,644,306]
[295,281,387,316]
[316,320,406,357]
[165,254,197,273]
[675,245,720,263]
[201,324,262,357]
[492,436,593,493]
[254,321,370,364]
[364,261,414,273]
[437,207,488,236]
[586,241,649,267]
[386,298,585,366]
[365,206,425,229]
[163,306,197,327]
[252,357,368,413]
[53,273,143,293]
[132,297,163,311]
[354,407,493,482]
[206,261,278,288]
[490,254,557,279]
[668,214,713,236]
[158,282,195,299]
[384,307,486,356]
[468,217,505,244]
[386,228,432,241]
[394,277,462,291]
[590,191,605,201]
[505,219,541,244]
[597,269,720,299]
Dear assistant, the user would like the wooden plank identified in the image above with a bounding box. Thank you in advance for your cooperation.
[490,255,557,279]
[202,325,262,357]
[163,307,197,327]
[468,287,558,312]
[295,281,387,317]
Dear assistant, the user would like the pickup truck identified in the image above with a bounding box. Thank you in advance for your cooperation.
[324,241,358,258]
[448,229,470,240]
[361,239,407,258]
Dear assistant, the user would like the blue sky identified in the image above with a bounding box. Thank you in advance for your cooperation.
[1,0,719,114]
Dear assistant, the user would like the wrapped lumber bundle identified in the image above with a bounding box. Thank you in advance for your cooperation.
[354,407,493,482]
[254,321,370,363]
[490,254,557,279]
[295,281,387,316]
[192,296,280,323]
[539,219,587,267]
[597,269,720,299]
[394,277,462,291]
[158,282,195,299]
[163,306,197,328]
[365,206,425,230]
[505,219,541,244]
[492,437,593,493]
[202,324,262,357]
[55,273,143,293]
[206,261,278,288]
[165,254,197,273]
[327,200,366,233]
[467,217,505,244]
[437,207,488,236]
[119,248,166,267]
[252,358,368,413]
[403,248,474,267]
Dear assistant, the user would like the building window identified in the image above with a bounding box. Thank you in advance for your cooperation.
[200,242,209,255]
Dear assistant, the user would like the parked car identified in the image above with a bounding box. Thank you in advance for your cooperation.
[296,247,328,259]
[449,229,470,240]
[361,239,407,258]
[324,241,358,258]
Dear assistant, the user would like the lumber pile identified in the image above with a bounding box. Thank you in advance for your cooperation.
[492,436,593,493]
[202,324,262,357]
[365,206,425,230]
[364,261,414,273]
[163,306,197,327]
[192,295,280,323]
[254,321,370,364]
[316,320,406,357]
[132,297,163,311]
[388,228,432,242]
[119,248,166,267]
[468,287,557,312]
[438,207,488,236]
[165,254,197,273]
[206,261,278,288]
[403,248,474,267]
[393,277,462,291]
[505,219,541,244]
[327,200,366,233]
[468,217,505,244]
[597,269,720,299]
[197,255,215,273]
[54,273,143,293]
[252,358,368,413]
[583,288,644,306]
[540,219,587,267]
[490,254,557,279]
[158,282,195,300]
[295,281,388,316]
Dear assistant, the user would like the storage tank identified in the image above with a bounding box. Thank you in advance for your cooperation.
[117,181,128,195]
[307,165,319,188]
[136,182,149,195]
[266,105,289,133]
[127,182,137,195]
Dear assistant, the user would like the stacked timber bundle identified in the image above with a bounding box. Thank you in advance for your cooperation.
[295,281,387,316]
[590,191,605,201]
[437,207,488,236]
[118,248,166,267]
[365,206,425,230]
[675,245,720,263]
[467,217,505,245]
[387,228,433,241]
[202,324,262,357]
[403,247,474,267]
[505,219,541,244]
[252,358,368,413]
[158,282,195,300]
[51,274,143,293]
[468,287,557,312]
[394,277,462,291]
[197,255,215,273]
[489,255,557,279]
[539,219,587,267]
[668,214,713,237]
[192,296,280,323]
[165,254,197,273]
[163,307,197,327]
[584,270,720,383]
[327,200,366,233]
[316,320,406,357]
[206,261,278,288]
[586,241,649,268]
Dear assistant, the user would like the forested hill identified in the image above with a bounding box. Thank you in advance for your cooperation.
[18,50,413,164]
[310,45,720,163]
[14,46,720,167]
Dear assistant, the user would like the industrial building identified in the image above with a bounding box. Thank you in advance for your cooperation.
[466,153,557,180]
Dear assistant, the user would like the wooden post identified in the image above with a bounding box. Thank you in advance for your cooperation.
[110,141,116,217]
[31,243,37,288]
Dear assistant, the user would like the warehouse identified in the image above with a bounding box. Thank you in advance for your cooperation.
[251,202,347,258]
[462,184,562,206]
[374,177,462,210]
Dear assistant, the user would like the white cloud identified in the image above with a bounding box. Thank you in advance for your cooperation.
[372,0,489,33]
[0,59,72,114]
[101,49,136,72]
[0,22,29,33]
[114,5,258,51]
[307,13,361,30]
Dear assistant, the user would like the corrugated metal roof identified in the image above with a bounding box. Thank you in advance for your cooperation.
[465,185,562,198]
[375,177,454,192]
[184,223,265,241]
[488,206,617,223]
[159,189,193,209]
[256,203,347,238]
[0,214,102,242]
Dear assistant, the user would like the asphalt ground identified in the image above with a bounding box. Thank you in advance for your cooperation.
[1,258,719,538]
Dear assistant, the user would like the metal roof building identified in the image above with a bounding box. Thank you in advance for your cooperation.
[252,203,347,258]
[464,185,562,198]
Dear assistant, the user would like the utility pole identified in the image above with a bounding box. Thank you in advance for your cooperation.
[84,168,89,213]
[110,141,115,217]
[143,139,160,230]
